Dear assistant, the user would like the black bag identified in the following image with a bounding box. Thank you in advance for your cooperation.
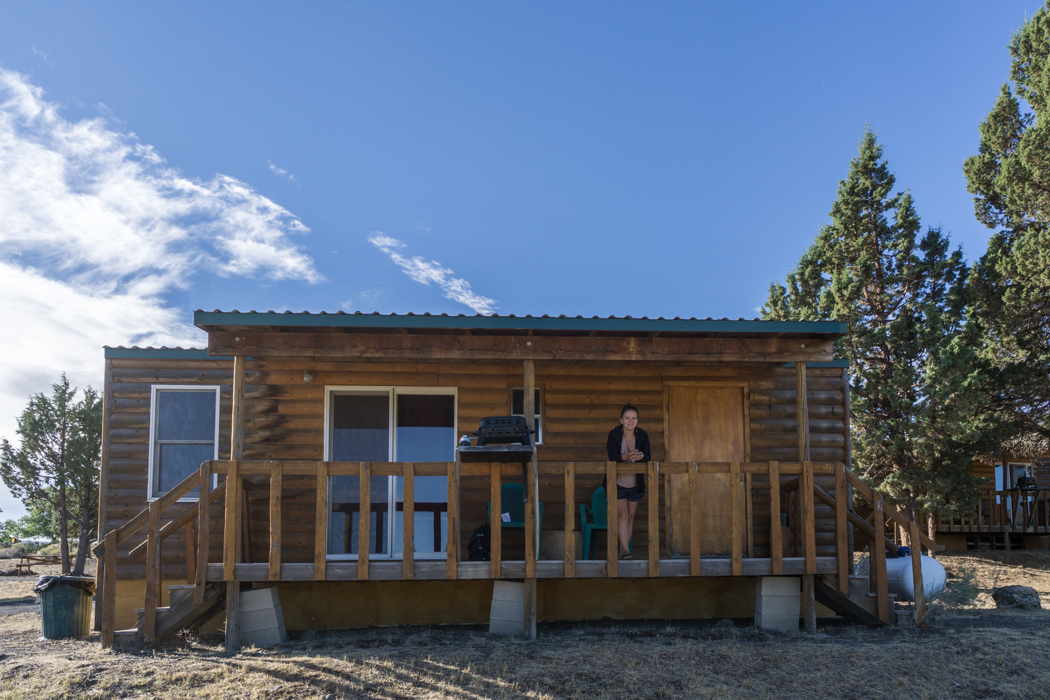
[468,524,490,561]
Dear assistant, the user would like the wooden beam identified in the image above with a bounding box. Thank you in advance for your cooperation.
[490,463,501,579]
[803,461,816,575]
[525,456,537,579]
[101,530,116,648]
[446,460,458,580]
[769,461,782,576]
[210,331,835,364]
[231,355,246,461]
[314,461,328,581]
[524,359,539,563]
[195,462,212,604]
[144,500,160,643]
[564,462,576,578]
[731,461,743,576]
[268,461,282,581]
[872,492,890,624]
[239,483,252,565]
[835,463,849,595]
[402,463,414,580]
[524,577,537,640]
[184,520,196,585]
[689,462,702,576]
[225,581,240,653]
[802,574,817,634]
[357,462,370,581]
[909,518,927,628]
[223,461,239,582]
[796,361,810,462]
[606,461,618,577]
[647,461,659,577]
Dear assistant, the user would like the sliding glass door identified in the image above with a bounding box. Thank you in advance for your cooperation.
[326,387,455,559]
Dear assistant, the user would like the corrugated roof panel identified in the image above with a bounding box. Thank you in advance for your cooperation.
[193,310,845,336]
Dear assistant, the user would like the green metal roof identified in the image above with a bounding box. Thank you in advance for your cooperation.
[784,360,849,368]
[194,310,846,336]
[104,347,234,360]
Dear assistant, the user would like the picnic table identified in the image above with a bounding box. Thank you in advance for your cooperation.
[16,555,61,575]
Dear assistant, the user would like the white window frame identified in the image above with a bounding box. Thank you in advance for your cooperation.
[324,385,457,561]
[511,387,543,445]
[147,385,221,502]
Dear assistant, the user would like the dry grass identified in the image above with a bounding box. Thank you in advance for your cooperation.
[2,553,1050,699]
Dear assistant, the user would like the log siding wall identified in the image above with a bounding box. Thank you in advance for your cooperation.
[102,357,848,577]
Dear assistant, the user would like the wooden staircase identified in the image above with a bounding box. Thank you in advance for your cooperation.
[113,582,226,648]
[814,574,899,627]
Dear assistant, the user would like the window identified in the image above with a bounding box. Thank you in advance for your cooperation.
[147,386,220,500]
[511,387,542,444]
[325,387,456,560]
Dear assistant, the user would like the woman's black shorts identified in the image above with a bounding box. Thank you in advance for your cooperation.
[616,483,646,502]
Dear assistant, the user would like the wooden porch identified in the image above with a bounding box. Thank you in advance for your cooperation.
[936,486,1049,543]
[95,456,936,648]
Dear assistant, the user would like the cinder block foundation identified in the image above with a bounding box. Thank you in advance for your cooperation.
[240,586,287,647]
[489,580,525,636]
[754,576,799,633]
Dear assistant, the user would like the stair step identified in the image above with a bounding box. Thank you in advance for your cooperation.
[112,628,144,649]
[134,607,171,614]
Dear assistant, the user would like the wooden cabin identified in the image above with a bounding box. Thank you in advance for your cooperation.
[94,311,934,647]
[935,455,1050,551]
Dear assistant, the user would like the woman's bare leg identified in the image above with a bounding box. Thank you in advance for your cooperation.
[617,499,635,557]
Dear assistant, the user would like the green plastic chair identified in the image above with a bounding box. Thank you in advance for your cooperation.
[580,486,608,560]
[488,483,543,528]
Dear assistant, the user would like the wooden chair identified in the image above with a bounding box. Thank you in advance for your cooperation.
[488,483,542,529]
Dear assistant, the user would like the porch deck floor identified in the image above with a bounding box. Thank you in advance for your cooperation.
[206,557,838,582]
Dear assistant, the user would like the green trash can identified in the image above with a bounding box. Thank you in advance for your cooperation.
[35,575,95,639]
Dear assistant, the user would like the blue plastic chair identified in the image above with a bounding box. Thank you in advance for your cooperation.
[488,483,543,528]
[580,486,608,560]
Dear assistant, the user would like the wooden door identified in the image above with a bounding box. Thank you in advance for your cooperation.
[666,386,746,556]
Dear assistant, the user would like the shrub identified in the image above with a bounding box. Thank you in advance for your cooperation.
[935,563,981,609]
[37,542,74,558]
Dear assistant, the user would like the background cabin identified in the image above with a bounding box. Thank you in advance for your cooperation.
[935,455,1050,551]
[96,312,928,645]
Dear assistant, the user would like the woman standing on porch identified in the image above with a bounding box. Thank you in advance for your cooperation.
[605,404,651,559]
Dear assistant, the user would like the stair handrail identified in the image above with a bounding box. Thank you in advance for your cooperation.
[838,468,931,627]
[95,464,209,648]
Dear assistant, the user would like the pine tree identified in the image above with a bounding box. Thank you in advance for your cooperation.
[765,129,985,527]
[0,376,102,575]
[963,4,1050,442]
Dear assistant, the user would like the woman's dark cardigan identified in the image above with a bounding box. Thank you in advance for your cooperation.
[603,425,652,491]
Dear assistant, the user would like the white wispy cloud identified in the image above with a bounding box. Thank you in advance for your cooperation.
[0,69,324,518]
[368,233,498,315]
[268,159,297,183]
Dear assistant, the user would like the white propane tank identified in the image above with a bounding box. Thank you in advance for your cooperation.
[883,554,946,601]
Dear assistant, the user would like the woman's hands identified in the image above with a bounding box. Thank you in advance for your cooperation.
[622,448,645,462]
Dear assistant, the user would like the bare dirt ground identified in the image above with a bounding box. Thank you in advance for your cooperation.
[2,552,1049,700]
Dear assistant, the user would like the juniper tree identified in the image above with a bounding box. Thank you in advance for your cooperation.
[0,376,102,575]
[963,3,1050,443]
[764,129,985,532]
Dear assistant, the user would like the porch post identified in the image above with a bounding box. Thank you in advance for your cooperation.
[796,361,816,633]
[231,355,246,461]
[795,361,809,462]
[523,358,538,640]
[226,354,246,653]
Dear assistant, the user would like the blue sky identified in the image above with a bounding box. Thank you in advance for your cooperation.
[0,2,1043,519]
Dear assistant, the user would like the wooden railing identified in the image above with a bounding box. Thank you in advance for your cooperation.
[842,470,934,626]
[96,458,935,646]
[936,486,1049,535]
